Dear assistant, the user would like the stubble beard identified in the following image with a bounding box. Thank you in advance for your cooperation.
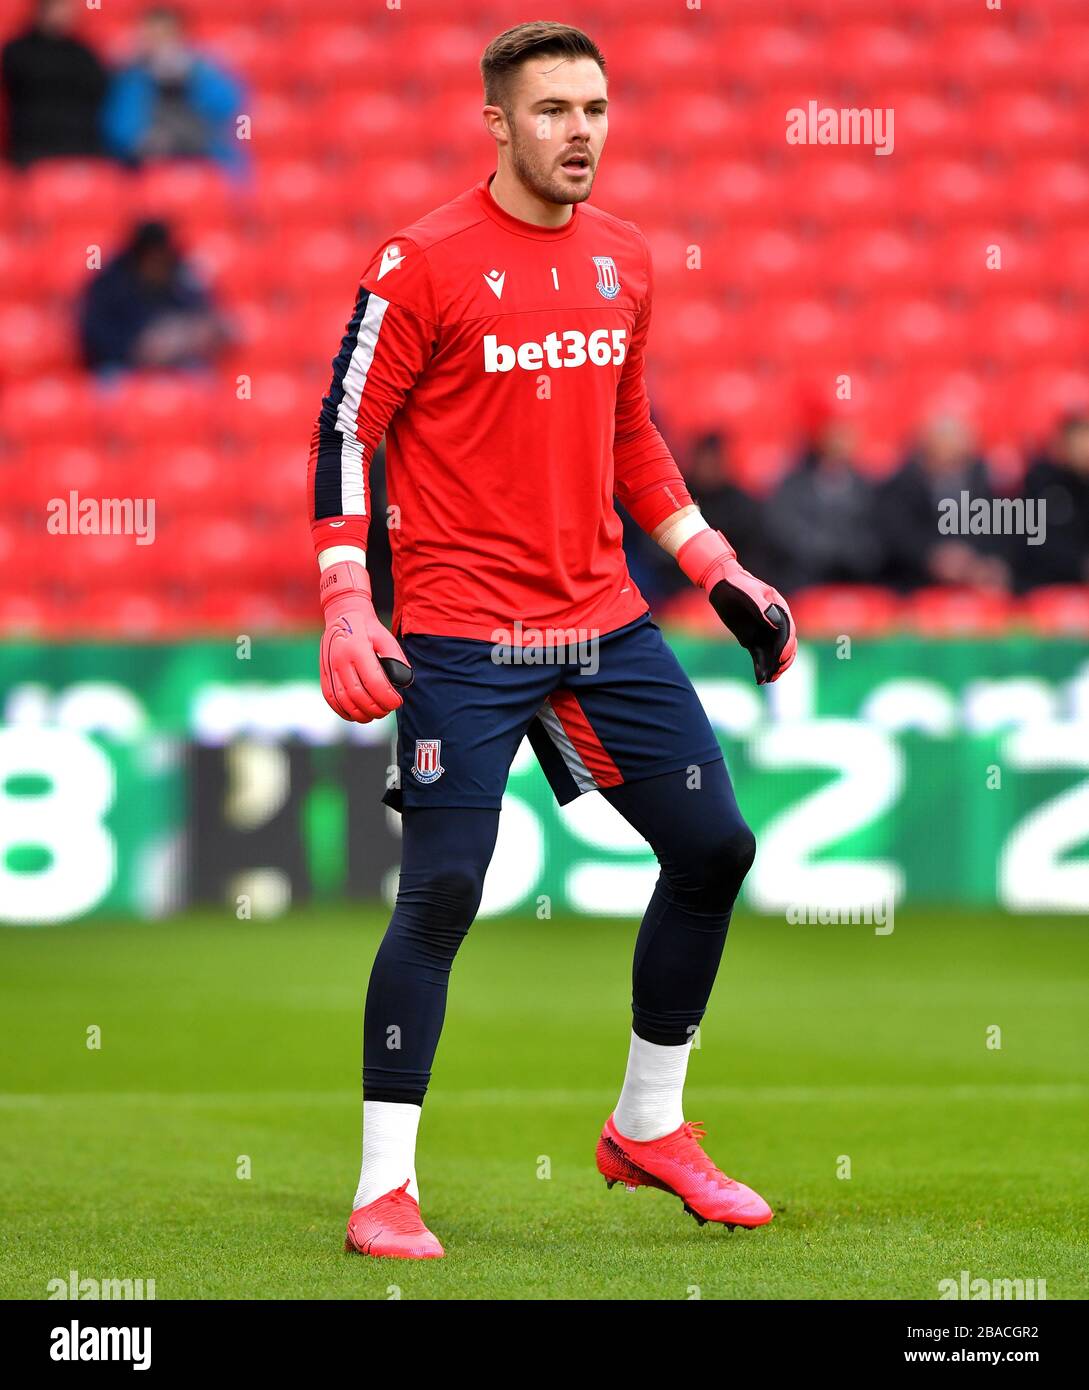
[509,129,594,207]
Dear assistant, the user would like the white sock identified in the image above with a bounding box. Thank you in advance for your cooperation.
[613,1030,692,1141]
[353,1100,421,1210]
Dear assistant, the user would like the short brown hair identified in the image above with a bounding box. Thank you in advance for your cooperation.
[480,21,606,117]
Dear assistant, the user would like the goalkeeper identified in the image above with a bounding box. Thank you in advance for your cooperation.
[308,21,796,1261]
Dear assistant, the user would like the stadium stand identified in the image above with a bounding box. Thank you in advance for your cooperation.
[1,0,1087,635]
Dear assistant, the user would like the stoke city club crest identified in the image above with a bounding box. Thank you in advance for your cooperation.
[411,738,445,784]
[593,255,621,300]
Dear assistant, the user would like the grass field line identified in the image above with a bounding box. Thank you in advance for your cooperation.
[0,1082,1085,1109]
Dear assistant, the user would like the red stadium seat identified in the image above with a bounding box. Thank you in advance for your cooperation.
[933,22,1040,88]
[183,225,269,300]
[390,31,484,85]
[247,159,354,225]
[904,588,1015,636]
[750,296,859,364]
[0,301,77,377]
[865,298,968,365]
[246,93,322,162]
[964,299,1085,367]
[0,590,55,637]
[188,588,304,633]
[290,21,405,84]
[717,23,822,81]
[7,445,108,512]
[1036,227,1089,295]
[822,227,920,292]
[905,158,1008,223]
[17,161,134,231]
[822,23,928,82]
[703,228,812,292]
[998,368,1089,441]
[1021,586,1089,635]
[775,158,898,227]
[186,21,288,86]
[975,89,1084,154]
[138,444,224,513]
[880,87,976,154]
[17,227,109,298]
[681,159,775,225]
[1044,22,1089,84]
[928,227,1046,294]
[789,586,901,636]
[90,375,219,448]
[278,227,366,298]
[1012,158,1089,220]
[66,590,185,638]
[316,90,448,161]
[130,163,236,227]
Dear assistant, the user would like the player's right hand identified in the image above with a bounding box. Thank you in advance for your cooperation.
[318,560,413,723]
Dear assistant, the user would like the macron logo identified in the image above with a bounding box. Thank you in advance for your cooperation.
[483,328,628,373]
[377,244,405,281]
[483,269,506,300]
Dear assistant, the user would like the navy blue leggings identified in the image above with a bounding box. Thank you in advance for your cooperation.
[363,760,755,1104]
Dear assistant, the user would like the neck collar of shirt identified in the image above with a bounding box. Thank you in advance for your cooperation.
[475,174,581,241]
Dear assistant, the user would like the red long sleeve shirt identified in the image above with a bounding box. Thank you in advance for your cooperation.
[308,173,691,641]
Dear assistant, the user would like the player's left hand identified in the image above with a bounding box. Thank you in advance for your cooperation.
[677,529,797,685]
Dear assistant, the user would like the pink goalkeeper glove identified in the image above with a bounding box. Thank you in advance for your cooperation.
[677,529,797,685]
[319,560,413,723]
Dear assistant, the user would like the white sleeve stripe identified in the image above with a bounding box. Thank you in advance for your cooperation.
[335,292,390,444]
[339,433,367,515]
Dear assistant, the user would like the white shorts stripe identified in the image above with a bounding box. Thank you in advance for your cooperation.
[535,701,598,794]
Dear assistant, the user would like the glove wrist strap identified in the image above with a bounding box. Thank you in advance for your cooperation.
[676,528,737,590]
[319,559,372,611]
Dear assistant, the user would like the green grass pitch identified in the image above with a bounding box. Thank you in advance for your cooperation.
[1,906,1086,1300]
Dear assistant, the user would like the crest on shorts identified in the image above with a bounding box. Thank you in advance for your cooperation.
[412,738,444,784]
[593,255,621,300]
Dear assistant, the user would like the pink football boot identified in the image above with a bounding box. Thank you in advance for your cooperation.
[344,1180,445,1259]
[596,1114,774,1229]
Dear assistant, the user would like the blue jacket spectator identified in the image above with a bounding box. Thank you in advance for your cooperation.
[79,220,229,372]
[101,6,246,174]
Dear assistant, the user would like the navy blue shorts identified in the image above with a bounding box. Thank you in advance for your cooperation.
[383,612,724,812]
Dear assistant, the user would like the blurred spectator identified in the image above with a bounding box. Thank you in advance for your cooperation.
[78,220,229,372]
[1018,414,1089,589]
[875,415,1011,592]
[1,0,107,166]
[683,430,778,583]
[764,422,882,591]
[102,6,245,173]
[616,406,686,603]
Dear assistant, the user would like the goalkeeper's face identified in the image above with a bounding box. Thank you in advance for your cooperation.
[504,56,607,206]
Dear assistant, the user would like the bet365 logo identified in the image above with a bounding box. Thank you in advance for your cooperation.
[483,328,627,373]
